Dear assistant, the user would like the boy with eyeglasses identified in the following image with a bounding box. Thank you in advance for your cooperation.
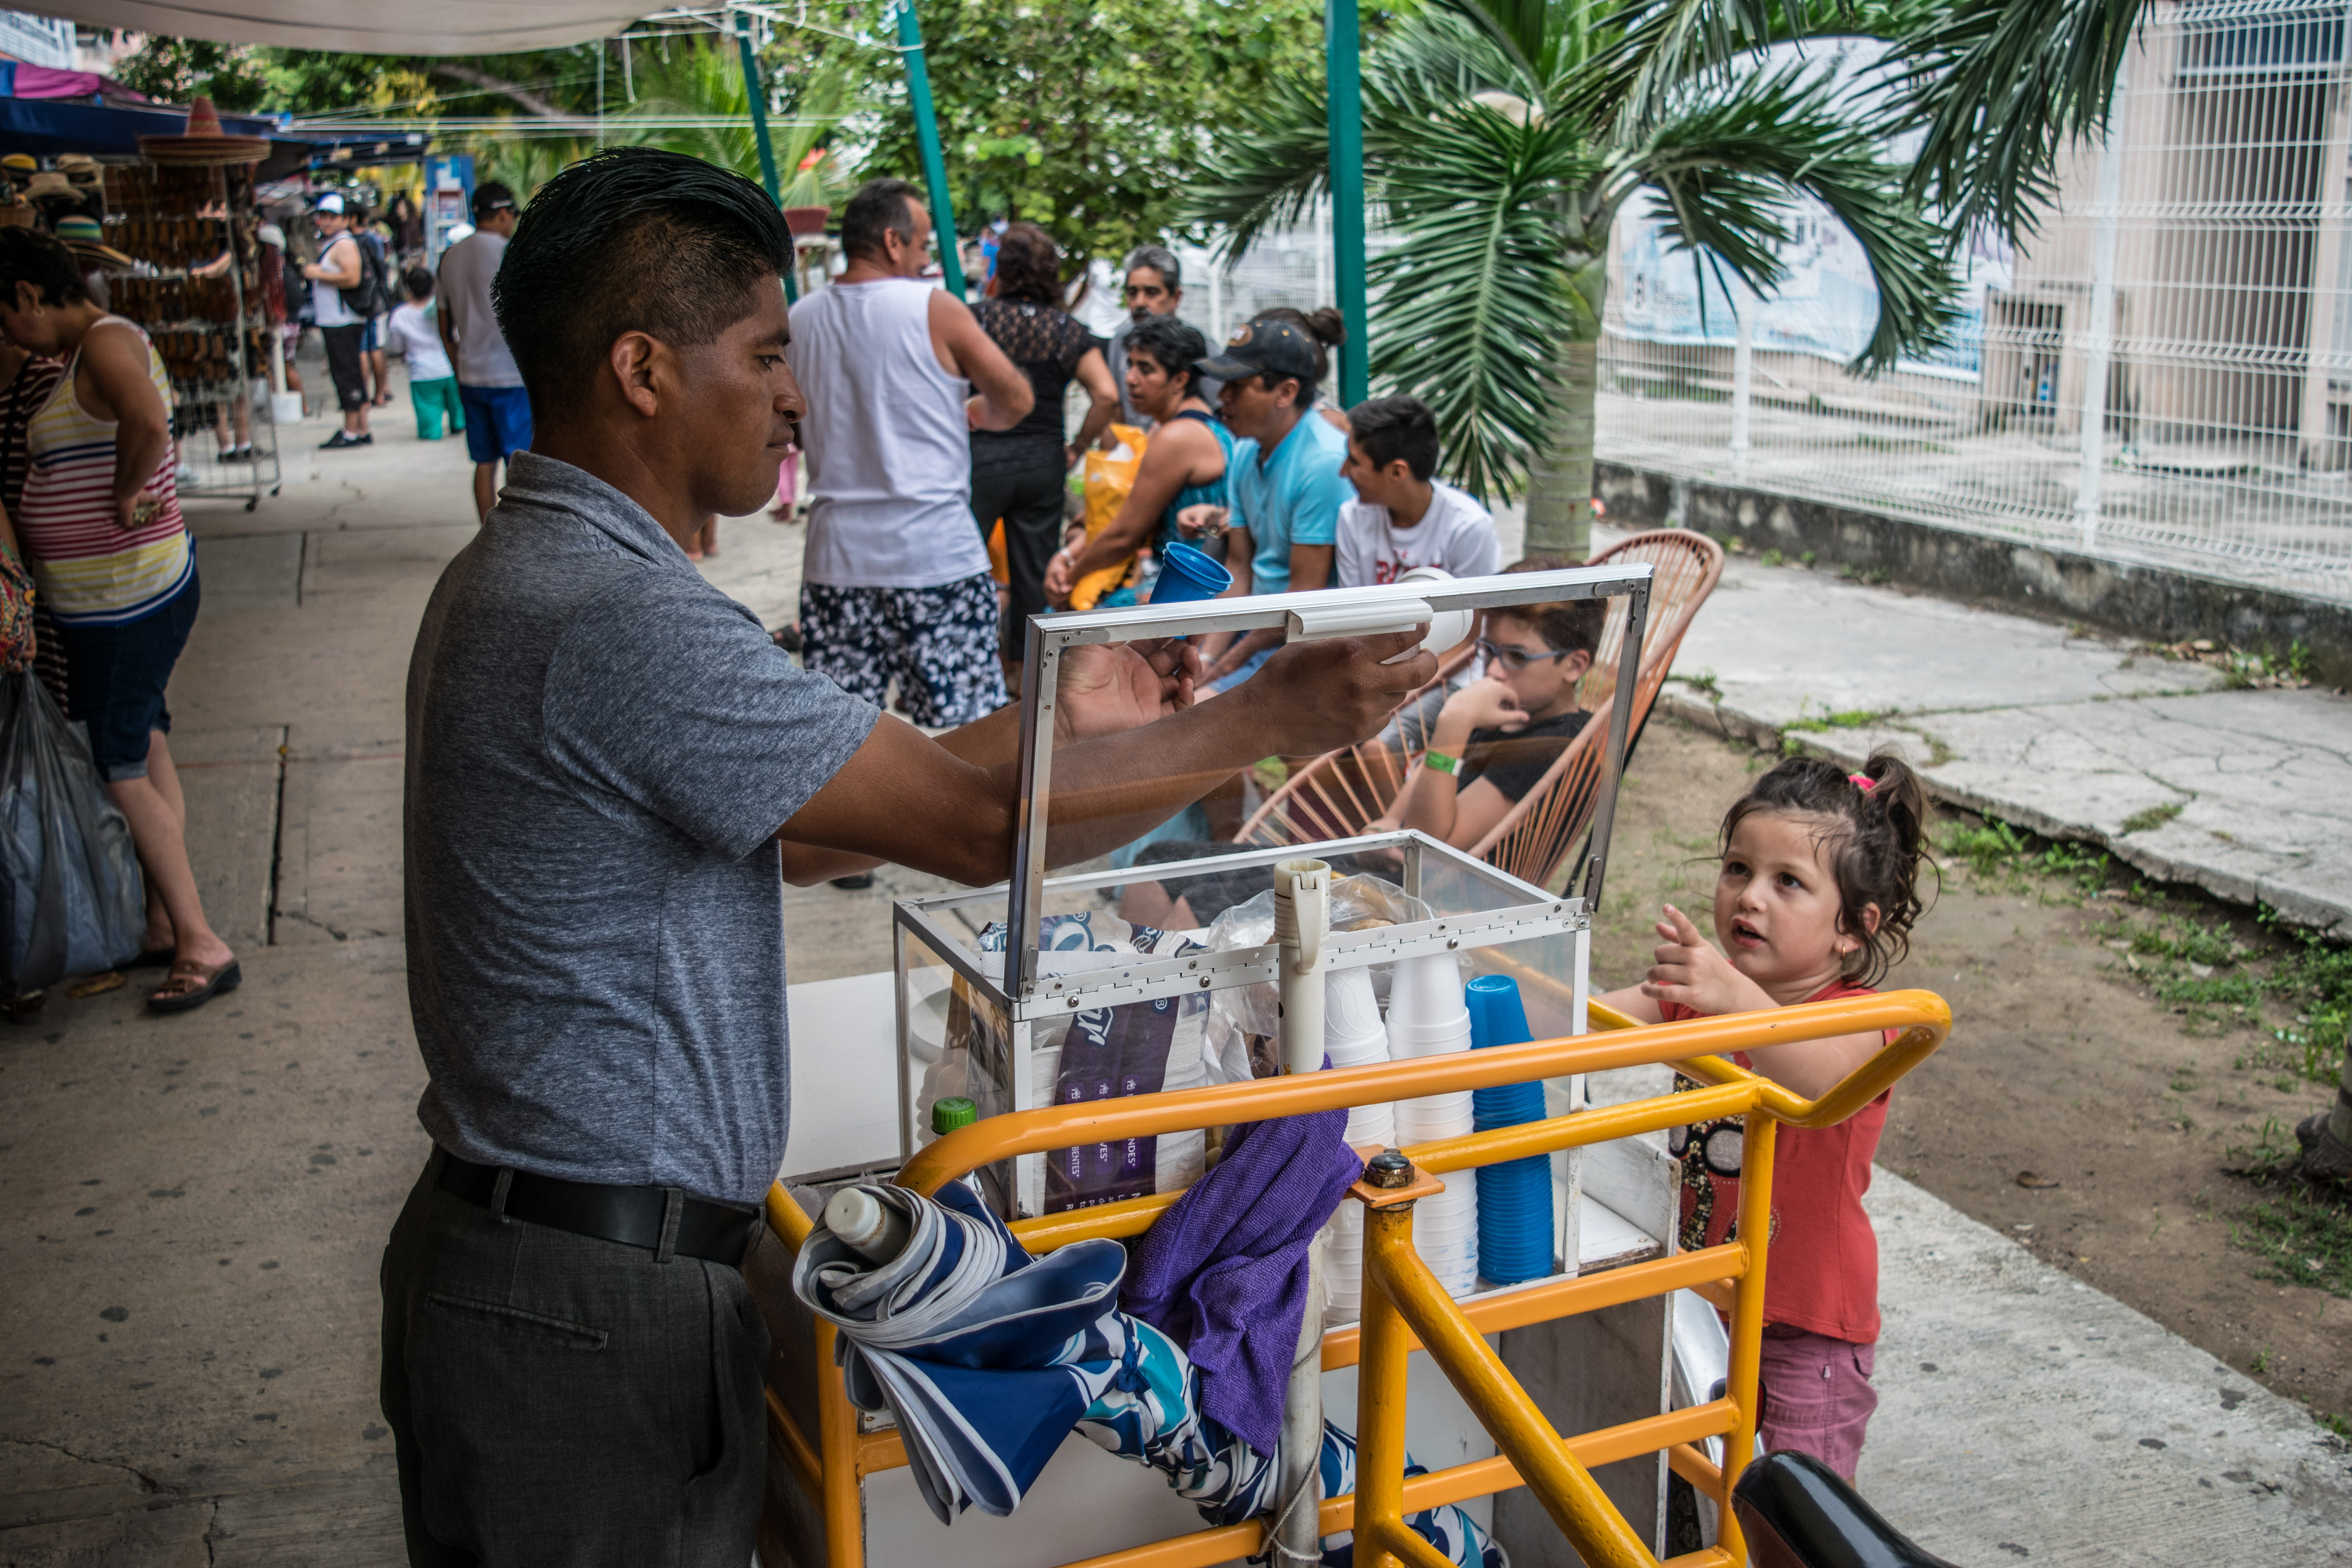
[1371,555,1607,851]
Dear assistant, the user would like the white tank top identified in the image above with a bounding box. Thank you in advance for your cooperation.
[789,277,987,589]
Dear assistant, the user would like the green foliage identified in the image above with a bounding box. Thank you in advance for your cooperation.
[605,42,859,208]
[1896,0,2150,244]
[1936,814,2111,897]
[1185,0,1958,504]
[113,37,272,113]
[2120,802,2182,835]
[799,0,1349,270]
[2224,1117,2352,1300]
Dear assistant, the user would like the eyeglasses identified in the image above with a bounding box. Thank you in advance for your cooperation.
[1476,636,1574,671]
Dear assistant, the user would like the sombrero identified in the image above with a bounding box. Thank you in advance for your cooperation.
[137,97,269,166]
[24,171,77,200]
[53,215,133,269]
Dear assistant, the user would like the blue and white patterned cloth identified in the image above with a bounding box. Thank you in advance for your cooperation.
[795,1180,1504,1565]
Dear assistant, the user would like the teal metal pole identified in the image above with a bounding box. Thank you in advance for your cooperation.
[1327,0,1368,405]
[895,0,967,299]
[733,11,797,304]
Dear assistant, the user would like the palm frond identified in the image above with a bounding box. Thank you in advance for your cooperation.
[1369,100,1603,501]
[1623,61,1960,372]
[1179,67,1333,256]
[1897,0,2148,241]
[1566,0,1818,131]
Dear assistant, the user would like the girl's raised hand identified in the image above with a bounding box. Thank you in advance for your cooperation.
[1640,904,1773,1017]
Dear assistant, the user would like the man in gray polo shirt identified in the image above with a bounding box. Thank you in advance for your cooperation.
[381,147,1436,1565]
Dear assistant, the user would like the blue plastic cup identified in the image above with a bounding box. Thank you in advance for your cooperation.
[1466,974,1534,1051]
[1148,540,1233,604]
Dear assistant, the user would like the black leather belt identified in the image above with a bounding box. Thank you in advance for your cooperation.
[437,1151,759,1267]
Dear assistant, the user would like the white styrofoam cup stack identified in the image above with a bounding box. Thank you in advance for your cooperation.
[1384,953,1479,1296]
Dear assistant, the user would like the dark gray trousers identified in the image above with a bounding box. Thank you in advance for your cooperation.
[380,1151,770,1566]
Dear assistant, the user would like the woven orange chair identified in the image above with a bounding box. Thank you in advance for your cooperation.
[1235,528,1725,891]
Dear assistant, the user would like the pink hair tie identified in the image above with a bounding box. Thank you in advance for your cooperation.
[1849,773,1877,793]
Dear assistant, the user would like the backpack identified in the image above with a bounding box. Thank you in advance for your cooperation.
[338,232,396,319]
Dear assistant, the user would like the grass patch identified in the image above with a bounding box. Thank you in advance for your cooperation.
[1938,816,2113,899]
[1673,668,1722,703]
[2225,1117,2352,1299]
[2121,802,2184,835]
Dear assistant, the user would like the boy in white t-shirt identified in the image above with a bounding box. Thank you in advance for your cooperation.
[385,265,464,443]
[1336,394,1500,587]
[1338,394,1499,751]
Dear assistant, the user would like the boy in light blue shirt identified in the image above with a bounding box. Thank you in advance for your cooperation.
[1180,317,1355,688]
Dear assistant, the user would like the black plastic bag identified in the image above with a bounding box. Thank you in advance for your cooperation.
[0,668,145,990]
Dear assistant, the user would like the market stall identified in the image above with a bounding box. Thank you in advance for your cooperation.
[104,108,280,510]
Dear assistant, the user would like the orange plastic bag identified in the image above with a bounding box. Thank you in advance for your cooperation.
[1071,424,1147,610]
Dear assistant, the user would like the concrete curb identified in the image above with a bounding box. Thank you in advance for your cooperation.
[1654,686,2352,934]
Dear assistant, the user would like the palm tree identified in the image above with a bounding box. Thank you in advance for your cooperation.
[1185,0,1960,557]
[611,42,861,211]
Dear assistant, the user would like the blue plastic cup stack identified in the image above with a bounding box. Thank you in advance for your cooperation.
[1466,974,1555,1286]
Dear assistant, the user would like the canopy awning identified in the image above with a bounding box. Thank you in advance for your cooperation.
[25,0,644,56]
[0,94,318,179]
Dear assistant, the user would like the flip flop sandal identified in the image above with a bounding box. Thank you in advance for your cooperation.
[148,957,242,1014]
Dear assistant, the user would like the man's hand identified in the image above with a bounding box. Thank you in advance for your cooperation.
[1053,639,1200,744]
[1639,904,1775,1017]
[1174,503,1229,540]
[1232,632,1437,757]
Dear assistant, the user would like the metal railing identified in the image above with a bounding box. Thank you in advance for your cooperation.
[1599,0,2352,603]
[759,989,1953,1568]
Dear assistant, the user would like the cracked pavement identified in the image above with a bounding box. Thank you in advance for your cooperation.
[1655,550,2352,929]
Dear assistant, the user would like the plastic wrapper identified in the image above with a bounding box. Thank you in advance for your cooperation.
[966,911,1209,1210]
[0,670,144,992]
[1071,425,1148,610]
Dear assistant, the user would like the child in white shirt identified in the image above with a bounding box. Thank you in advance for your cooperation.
[385,266,462,442]
[1335,394,1501,588]
[1338,394,1500,750]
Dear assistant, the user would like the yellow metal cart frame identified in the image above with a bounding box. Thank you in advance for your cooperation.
[759,989,1950,1568]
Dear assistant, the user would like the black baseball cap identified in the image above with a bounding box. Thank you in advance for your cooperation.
[1195,318,1318,385]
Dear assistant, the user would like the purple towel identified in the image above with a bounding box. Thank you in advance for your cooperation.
[1122,1103,1365,1455]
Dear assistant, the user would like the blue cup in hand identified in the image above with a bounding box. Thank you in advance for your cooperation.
[1149,541,1233,605]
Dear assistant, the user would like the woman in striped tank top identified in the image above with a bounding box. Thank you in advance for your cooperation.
[0,228,237,1012]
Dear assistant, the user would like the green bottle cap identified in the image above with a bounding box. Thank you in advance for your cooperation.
[932,1096,978,1135]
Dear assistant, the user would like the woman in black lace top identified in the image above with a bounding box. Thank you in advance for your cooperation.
[971,222,1118,666]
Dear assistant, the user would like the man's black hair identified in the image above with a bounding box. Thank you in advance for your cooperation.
[840,177,922,261]
[0,226,89,308]
[1125,314,1208,397]
[403,264,434,299]
[492,148,790,419]
[472,180,517,219]
[1347,394,1439,482]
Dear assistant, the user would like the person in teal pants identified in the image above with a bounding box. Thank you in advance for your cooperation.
[386,267,465,442]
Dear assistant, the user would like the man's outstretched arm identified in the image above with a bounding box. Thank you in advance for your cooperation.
[779,632,1436,886]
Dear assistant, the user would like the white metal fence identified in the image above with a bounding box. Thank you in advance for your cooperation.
[1594,0,2352,603]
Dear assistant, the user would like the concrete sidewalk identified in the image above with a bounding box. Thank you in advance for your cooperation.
[1650,546,2352,930]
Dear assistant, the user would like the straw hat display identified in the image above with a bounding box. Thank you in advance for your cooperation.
[24,171,77,200]
[137,97,269,165]
[53,215,132,269]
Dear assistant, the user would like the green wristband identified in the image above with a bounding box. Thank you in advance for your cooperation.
[1423,750,1460,776]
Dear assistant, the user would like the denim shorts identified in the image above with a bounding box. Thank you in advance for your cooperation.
[460,383,534,465]
[57,571,200,782]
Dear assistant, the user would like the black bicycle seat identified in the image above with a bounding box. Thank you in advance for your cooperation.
[1732,1451,1965,1568]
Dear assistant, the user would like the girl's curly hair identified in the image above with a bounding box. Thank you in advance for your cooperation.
[1720,748,1934,987]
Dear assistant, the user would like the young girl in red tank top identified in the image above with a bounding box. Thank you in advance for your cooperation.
[1598,750,1931,1481]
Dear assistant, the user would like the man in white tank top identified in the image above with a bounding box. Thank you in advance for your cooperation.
[789,178,1034,726]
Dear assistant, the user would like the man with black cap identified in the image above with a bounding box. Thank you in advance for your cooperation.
[1182,316,1354,688]
[436,181,529,521]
